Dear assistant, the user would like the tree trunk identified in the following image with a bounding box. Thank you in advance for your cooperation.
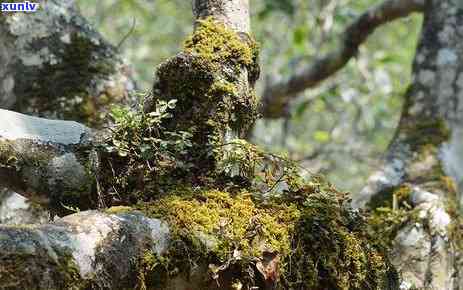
[0,0,136,224]
[0,1,399,289]
[0,0,135,126]
[354,0,463,288]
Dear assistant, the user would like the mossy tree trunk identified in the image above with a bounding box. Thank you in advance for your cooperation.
[6,0,463,289]
[0,1,400,289]
[0,0,135,125]
[0,0,136,224]
[353,1,463,288]
[0,1,265,289]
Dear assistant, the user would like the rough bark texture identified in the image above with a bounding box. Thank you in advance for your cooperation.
[0,210,171,290]
[193,0,250,33]
[6,0,463,288]
[0,0,136,126]
[0,1,400,289]
[261,0,425,118]
[144,0,259,176]
[0,1,264,289]
[354,0,463,288]
[0,109,100,215]
[0,0,137,224]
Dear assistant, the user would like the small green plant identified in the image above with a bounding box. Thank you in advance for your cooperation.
[97,97,195,203]
[107,98,188,159]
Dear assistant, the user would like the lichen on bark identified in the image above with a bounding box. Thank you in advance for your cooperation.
[0,237,85,290]
[0,0,135,127]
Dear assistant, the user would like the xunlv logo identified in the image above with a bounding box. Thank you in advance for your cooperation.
[1,1,39,12]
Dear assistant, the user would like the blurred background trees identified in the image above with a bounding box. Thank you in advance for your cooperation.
[78,0,422,193]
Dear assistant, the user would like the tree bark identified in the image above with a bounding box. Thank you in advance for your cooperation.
[0,0,136,126]
[0,0,136,224]
[0,109,100,215]
[354,0,463,288]
[7,0,463,289]
[1,0,258,215]
[0,210,171,290]
[0,1,400,289]
[193,0,250,33]
[0,1,261,289]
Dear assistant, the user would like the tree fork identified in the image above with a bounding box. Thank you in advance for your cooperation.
[144,0,259,176]
[0,1,403,289]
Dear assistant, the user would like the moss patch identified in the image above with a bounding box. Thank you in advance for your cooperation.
[153,17,260,175]
[17,32,120,127]
[132,177,394,290]
[99,18,262,202]
[0,250,85,290]
[94,17,395,290]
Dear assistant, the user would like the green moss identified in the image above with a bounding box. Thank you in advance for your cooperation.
[367,206,419,249]
[363,183,419,252]
[139,190,296,259]
[136,248,184,290]
[153,17,260,175]
[183,18,256,68]
[100,18,262,201]
[94,18,394,290]
[105,206,133,215]
[0,140,19,170]
[0,250,85,290]
[132,178,393,290]
[405,144,456,195]
[19,32,119,126]
[441,175,463,258]
[400,115,450,152]
[0,139,57,171]
[99,124,395,288]
[281,185,395,290]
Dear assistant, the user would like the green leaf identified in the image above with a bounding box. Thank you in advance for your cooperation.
[313,131,330,143]
[293,26,307,46]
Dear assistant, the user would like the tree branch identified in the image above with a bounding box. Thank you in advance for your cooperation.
[0,1,402,288]
[353,0,463,287]
[0,210,171,289]
[193,0,251,33]
[0,109,98,213]
[261,0,425,118]
[0,0,137,223]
